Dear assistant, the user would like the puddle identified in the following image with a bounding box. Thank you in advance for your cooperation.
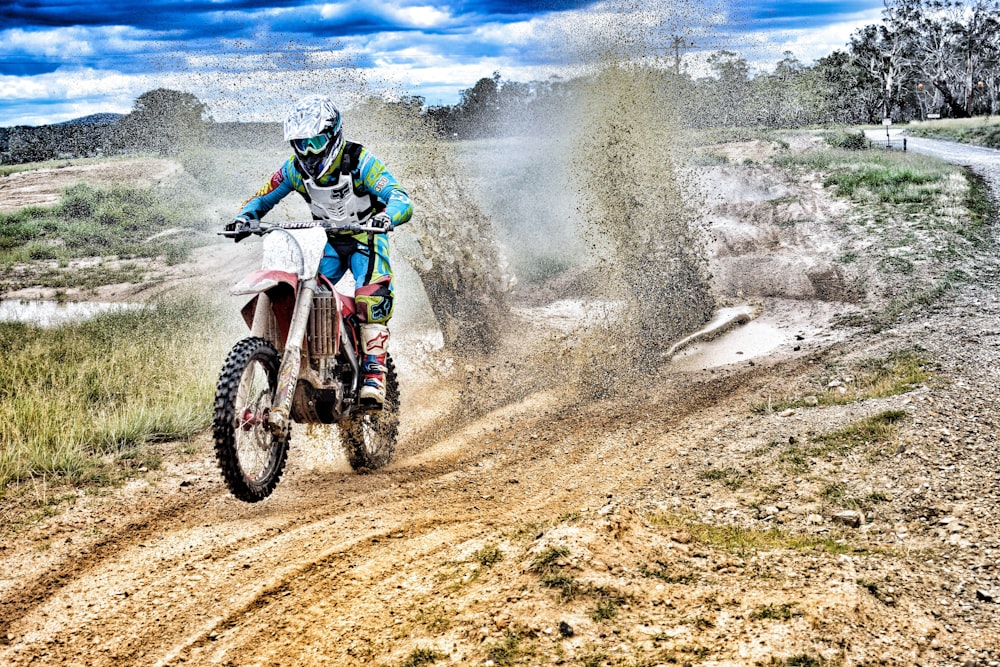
[0,300,145,327]
[670,299,849,371]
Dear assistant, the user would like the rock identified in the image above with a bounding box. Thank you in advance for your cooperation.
[559,621,574,637]
[763,506,780,516]
[831,510,864,528]
[779,409,796,417]
[975,589,995,602]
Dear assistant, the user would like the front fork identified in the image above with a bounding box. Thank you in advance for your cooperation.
[269,277,317,436]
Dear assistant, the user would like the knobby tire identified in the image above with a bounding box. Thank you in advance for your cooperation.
[212,337,290,502]
[341,353,399,471]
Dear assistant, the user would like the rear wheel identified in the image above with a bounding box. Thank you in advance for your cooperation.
[340,354,399,471]
[213,337,290,502]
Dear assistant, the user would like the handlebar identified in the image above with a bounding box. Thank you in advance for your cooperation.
[220,220,391,239]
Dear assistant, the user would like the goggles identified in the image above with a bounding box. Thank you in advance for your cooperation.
[292,131,331,156]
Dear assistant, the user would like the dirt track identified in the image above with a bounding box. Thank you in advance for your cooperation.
[2,138,1000,666]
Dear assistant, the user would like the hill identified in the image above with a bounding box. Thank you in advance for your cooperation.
[56,113,123,127]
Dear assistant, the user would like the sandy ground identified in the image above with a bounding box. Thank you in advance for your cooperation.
[1,138,1000,666]
[0,158,183,213]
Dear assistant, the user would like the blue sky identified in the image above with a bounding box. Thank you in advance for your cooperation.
[0,0,885,127]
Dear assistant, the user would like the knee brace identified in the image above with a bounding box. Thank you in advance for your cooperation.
[355,277,394,324]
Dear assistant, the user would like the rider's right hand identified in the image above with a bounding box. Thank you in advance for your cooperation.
[226,215,258,243]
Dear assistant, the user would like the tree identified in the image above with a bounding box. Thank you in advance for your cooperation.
[111,89,210,155]
[815,50,883,123]
[850,3,914,122]
[945,0,1000,115]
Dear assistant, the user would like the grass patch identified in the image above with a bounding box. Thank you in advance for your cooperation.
[964,169,997,244]
[529,545,581,600]
[474,543,504,567]
[866,274,959,332]
[754,348,933,413]
[413,604,453,633]
[907,116,1000,149]
[590,588,626,622]
[647,513,856,557]
[777,146,959,213]
[401,647,446,667]
[0,297,229,494]
[0,183,208,273]
[484,630,532,666]
[639,561,699,584]
[774,410,906,474]
[698,466,748,490]
[506,520,549,543]
[812,409,907,452]
[751,603,803,621]
[823,164,941,204]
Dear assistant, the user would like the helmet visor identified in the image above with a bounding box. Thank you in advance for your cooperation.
[292,132,331,156]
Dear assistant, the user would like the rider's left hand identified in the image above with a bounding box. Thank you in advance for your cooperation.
[370,212,393,233]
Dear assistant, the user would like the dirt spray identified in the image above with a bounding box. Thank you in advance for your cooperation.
[556,1,717,396]
[349,101,515,356]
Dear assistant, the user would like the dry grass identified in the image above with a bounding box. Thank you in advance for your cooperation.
[0,297,229,494]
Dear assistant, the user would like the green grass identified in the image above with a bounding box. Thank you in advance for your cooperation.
[823,164,941,203]
[773,410,906,474]
[0,183,207,270]
[648,513,857,557]
[0,297,229,493]
[401,647,446,667]
[698,466,749,490]
[484,630,531,666]
[751,603,803,621]
[754,348,933,414]
[964,170,997,244]
[474,543,504,567]
[777,146,957,205]
[812,409,907,452]
[528,546,581,599]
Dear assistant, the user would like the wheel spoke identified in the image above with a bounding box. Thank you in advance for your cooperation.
[213,338,289,500]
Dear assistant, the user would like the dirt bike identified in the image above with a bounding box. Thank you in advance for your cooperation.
[214,220,399,502]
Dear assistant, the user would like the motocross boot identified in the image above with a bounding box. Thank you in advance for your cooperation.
[359,323,389,407]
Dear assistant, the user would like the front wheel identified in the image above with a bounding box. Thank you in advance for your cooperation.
[213,337,290,502]
[340,354,399,471]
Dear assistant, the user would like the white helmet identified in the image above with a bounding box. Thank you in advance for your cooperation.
[283,95,344,179]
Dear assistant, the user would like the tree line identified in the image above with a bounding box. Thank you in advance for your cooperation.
[1,0,996,164]
[0,89,211,165]
[424,0,999,136]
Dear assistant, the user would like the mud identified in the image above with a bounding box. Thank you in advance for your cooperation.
[3,133,1000,667]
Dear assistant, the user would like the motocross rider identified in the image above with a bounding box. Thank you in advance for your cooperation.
[226,95,413,407]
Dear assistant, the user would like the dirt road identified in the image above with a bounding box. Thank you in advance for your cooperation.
[2,138,1000,666]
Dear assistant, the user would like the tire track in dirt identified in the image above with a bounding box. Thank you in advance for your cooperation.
[0,361,766,666]
[0,489,214,638]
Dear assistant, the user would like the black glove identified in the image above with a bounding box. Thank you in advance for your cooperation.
[370,212,393,232]
[225,215,256,243]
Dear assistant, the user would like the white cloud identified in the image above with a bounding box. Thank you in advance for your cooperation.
[0,2,888,126]
[730,8,883,71]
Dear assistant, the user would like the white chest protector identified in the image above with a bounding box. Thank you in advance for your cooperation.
[302,171,374,226]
